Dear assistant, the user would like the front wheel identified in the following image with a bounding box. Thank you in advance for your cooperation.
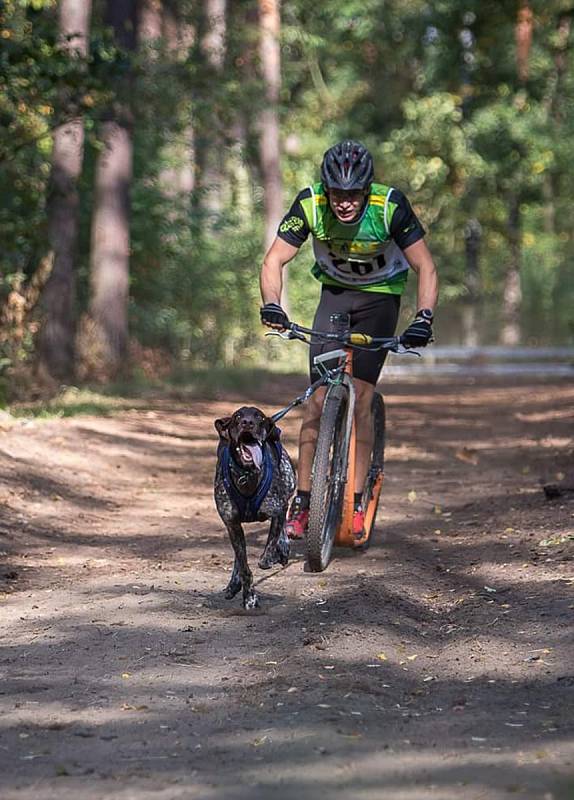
[306,384,349,572]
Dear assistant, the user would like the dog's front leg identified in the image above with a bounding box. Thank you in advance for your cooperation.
[258,513,290,569]
[224,555,242,599]
[226,520,259,609]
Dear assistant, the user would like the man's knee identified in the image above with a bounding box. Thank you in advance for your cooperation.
[354,379,375,415]
[307,387,326,418]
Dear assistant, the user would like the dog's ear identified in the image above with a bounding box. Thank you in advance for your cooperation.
[215,416,232,440]
[264,416,281,442]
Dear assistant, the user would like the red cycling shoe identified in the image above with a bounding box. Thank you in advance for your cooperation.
[353,506,366,541]
[285,497,309,540]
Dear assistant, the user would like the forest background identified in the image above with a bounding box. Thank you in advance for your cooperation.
[1,0,573,399]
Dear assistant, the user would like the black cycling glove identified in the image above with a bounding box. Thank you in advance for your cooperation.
[401,309,434,347]
[260,302,289,329]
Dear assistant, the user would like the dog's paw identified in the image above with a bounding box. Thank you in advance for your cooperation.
[257,552,274,570]
[258,543,289,570]
[276,537,290,566]
[243,591,260,610]
[224,576,242,599]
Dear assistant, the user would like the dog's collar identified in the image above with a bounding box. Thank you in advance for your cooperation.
[221,440,282,522]
[227,447,261,495]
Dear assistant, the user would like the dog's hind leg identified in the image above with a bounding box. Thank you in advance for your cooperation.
[276,518,290,566]
[258,514,290,569]
[227,520,259,609]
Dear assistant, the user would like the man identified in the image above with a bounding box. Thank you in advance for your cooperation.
[259,140,438,541]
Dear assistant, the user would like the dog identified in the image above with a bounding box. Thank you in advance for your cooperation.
[214,406,296,609]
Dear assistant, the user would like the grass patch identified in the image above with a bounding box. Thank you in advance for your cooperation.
[168,365,303,396]
[6,365,308,419]
[9,387,139,419]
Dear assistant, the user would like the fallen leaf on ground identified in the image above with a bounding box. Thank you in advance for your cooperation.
[407,490,417,503]
[376,653,388,661]
[539,535,573,547]
[251,736,270,747]
[455,448,479,465]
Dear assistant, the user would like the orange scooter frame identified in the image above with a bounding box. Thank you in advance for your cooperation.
[334,347,384,549]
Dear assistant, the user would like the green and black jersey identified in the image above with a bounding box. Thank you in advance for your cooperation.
[277,182,425,294]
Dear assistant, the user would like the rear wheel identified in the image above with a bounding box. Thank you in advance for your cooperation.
[306,385,349,572]
[357,392,386,550]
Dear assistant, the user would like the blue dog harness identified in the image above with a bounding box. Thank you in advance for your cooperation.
[221,441,283,522]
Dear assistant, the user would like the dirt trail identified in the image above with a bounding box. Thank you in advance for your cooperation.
[1,374,573,800]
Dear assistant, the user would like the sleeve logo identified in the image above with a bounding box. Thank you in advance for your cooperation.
[280,215,304,234]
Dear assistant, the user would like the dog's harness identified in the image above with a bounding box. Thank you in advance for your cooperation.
[221,441,284,523]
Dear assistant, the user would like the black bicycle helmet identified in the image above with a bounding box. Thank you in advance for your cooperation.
[320,140,374,191]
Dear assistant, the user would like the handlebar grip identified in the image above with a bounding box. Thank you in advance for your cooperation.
[349,333,373,345]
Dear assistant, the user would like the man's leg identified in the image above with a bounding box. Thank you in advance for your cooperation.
[296,386,326,492]
[285,386,326,538]
[349,292,399,503]
[286,286,344,539]
[353,377,375,494]
[297,378,374,494]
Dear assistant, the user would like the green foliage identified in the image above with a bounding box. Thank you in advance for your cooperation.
[2,0,573,400]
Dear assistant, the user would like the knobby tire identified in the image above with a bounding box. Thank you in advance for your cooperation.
[359,392,386,550]
[306,384,349,572]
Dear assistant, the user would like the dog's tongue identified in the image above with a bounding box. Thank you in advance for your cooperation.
[242,443,263,469]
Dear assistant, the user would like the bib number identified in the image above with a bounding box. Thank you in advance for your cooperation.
[349,253,386,276]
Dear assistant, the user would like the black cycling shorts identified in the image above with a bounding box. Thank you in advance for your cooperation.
[309,285,401,386]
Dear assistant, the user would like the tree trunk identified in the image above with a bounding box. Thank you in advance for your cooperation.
[38,0,92,382]
[201,0,226,69]
[258,0,283,253]
[501,194,522,346]
[84,0,138,379]
[541,13,571,236]
[162,3,196,201]
[462,218,481,347]
[140,0,162,44]
[88,120,133,371]
[197,0,227,223]
[515,1,533,83]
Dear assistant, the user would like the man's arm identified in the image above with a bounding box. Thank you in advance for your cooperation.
[260,188,309,329]
[403,238,439,312]
[260,237,300,308]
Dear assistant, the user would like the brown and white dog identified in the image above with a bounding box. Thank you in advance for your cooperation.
[214,406,295,609]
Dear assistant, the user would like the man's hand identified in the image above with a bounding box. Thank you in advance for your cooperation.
[401,310,434,347]
[260,302,289,330]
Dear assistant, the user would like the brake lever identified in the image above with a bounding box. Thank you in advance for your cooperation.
[265,330,308,343]
[395,344,421,357]
[265,330,291,339]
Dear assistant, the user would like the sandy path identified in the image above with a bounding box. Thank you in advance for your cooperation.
[0,374,573,799]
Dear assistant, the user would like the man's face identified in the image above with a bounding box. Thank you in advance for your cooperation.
[327,188,368,223]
